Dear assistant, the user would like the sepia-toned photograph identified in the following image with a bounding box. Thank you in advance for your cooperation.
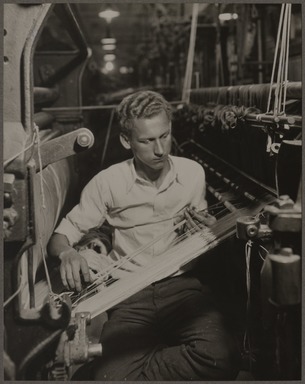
[3,2,302,381]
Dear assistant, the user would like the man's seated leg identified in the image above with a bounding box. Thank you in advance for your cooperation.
[93,273,240,381]
[93,285,164,381]
[137,274,241,381]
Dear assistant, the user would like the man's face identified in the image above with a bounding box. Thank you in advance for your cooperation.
[124,110,172,174]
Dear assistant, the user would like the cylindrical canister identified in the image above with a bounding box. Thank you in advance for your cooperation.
[269,250,301,306]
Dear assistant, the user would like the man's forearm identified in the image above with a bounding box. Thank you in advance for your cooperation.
[47,233,73,258]
[48,233,91,291]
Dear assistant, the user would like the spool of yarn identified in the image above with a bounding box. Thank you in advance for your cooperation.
[269,249,301,306]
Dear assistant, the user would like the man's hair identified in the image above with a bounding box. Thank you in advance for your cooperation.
[116,90,172,136]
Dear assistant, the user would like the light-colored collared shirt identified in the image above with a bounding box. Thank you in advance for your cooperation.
[55,155,207,263]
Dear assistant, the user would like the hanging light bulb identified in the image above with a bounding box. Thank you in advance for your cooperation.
[104,54,116,62]
[102,44,116,51]
[105,61,114,71]
[218,13,238,22]
[101,38,116,45]
[99,7,120,23]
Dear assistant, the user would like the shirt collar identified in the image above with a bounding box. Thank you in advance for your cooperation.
[163,155,184,189]
[126,155,183,193]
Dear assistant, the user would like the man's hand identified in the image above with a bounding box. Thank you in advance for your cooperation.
[184,207,217,232]
[59,249,91,292]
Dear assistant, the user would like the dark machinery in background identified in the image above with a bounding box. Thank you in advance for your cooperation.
[171,83,302,379]
[3,3,302,381]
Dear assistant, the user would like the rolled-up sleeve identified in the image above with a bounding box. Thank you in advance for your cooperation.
[55,174,110,246]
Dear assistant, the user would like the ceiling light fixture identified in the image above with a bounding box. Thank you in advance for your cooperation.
[104,54,116,62]
[105,61,114,71]
[99,8,120,24]
[219,13,238,21]
[101,38,116,45]
[103,44,116,51]
[120,66,129,74]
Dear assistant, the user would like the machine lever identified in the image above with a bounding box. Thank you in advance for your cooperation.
[33,127,94,172]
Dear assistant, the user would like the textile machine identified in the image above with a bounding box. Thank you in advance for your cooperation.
[3,4,99,380]
[171,83,302,379]
[3,3,302,381]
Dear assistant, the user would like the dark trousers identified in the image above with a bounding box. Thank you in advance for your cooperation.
[92,273,241,381]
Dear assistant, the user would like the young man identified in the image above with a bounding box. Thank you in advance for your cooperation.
[48,91,240,380]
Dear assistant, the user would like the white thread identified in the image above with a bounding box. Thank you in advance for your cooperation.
[3,280,25,308]
[3,133,37,168]
[34,124,46,209]
[266,4,291,117]
[245,240,252,311]
[39,240,53,295]
[33,124,53,296]
[258,244,269,261]
[274,152,280,197]
[242,240,254,364]
[282,5,291,114]
[84,219,188,291]
[72,224,217,311]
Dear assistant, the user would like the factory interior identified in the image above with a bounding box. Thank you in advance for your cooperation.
[3,2,303,381]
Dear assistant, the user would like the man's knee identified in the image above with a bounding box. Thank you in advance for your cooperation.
[188,337,241,380]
